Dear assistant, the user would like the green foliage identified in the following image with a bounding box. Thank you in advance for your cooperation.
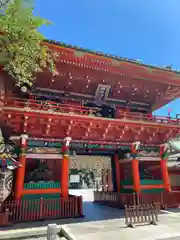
[0,0,12,8]
[0,0,58,88]
[176,134,180,139]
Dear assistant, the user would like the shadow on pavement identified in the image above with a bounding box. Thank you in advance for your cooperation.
[163,208,180,214]
[1,201,125,231]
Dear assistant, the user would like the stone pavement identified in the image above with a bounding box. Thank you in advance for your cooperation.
[160,238,180,240]
[63,190,180,240]
[2,189,180,240]
[63,212,180,240]
[20,238,46,240]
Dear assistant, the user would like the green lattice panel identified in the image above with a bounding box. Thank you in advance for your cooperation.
[23,193,61,199]
[24,181,60,189]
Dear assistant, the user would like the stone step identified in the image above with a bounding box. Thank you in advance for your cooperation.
[39,235,67,239]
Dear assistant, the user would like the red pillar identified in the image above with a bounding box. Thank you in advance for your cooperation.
[61,156,69,198]
[114,154,121,192]
[61,137,71,199]
[160,145,171,192]
[131,142,140,192]
[14,134,28,200]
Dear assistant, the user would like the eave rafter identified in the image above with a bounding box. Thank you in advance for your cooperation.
[118,124,129,141]
[45,116,53,136]
[23,115,29,133]
[131,125,145,141]
[45,41,180,86]
[102,123,112,139]
[3,108,180,145]
[85,122,93,138]
[66,120,74,136]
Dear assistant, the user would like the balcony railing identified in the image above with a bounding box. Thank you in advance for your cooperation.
[3,97,180,125]
[4,97,95,115]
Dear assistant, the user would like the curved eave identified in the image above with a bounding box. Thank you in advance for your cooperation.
[152,94,180,111]
[44,39,180,75]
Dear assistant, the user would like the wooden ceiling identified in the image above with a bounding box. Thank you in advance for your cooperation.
[36,63,180,108]
[35,43,180,110]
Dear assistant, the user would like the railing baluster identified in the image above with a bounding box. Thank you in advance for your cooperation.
[125,203,159,227]
[0,195,82,226]
[4,97,179,125]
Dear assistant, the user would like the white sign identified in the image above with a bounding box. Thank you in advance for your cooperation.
[70,174,80,183]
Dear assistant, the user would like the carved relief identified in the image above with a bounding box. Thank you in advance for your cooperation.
[27,147,60,154]
[0,170,13,202]
[69,155,111,170]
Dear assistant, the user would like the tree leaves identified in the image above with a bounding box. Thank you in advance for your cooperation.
[0,0,57,88]
[0,0,12,9]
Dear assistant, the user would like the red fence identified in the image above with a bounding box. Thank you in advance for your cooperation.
[162,191,180,208]
[94,191,180,209]
[4,97,180,125]
[137,192,180,209]
[93,191,136,208]
[0,195,82,225]
[136,193,163,206]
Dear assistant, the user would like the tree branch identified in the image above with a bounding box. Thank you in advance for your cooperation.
[0,0,12,8]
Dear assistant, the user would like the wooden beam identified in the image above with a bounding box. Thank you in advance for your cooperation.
[22,188,61,195]
[66,120,74,136]
[4,106,180,130]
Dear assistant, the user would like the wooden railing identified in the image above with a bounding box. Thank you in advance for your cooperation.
[0,195,82,225]
[137,192,180,209]
[136,193,163,206]
[117,110,180,125]
[4,97,180,125]
[4,97,96,115]
[93,191,136,208]
[125,204,159,227]
[93,191,180,209]
[0,209,9,226]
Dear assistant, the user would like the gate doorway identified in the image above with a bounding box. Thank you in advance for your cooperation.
[68,155,112,190]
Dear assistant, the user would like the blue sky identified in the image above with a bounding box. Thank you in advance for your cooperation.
[35,0,180,117]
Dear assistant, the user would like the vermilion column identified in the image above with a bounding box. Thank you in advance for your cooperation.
[14,134,28,200]
[114,154,121,192]
[160,144,171,192]
[61,137,71,199]
[131,142,140,192]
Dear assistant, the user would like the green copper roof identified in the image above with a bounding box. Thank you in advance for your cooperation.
[45,39,180,74]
